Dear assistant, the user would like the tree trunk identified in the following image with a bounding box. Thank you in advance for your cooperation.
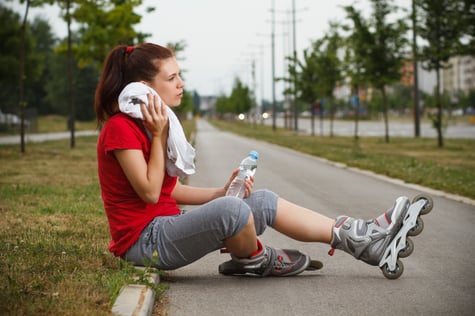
[353,86,360,141]
[66,0,76,148]
[311,102,315,136]
[329,98,334,137]
[435,68,444,147]
[19,0,31,154]
[381,86,390,143]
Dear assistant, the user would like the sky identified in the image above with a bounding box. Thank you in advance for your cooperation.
[10,0,411,101]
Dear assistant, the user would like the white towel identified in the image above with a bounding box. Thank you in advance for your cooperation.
[118,82,196,179]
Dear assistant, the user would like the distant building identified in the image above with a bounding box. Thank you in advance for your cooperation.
[441,55,475,99]
[334,56,442,105]
[199,96,217,117]
[400,58,437,95]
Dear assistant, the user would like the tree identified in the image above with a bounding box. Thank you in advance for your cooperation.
[229,78,253,115]
[44,47,98,121]
[342,6,371,141]
[285,45,320,133]
[2,1,47,152]
[345,0,409,143]
[313,23,343,137]
[28,16,57,115]
[51,0,151,148]
[458,0,475,56]
[0,6,25,112]
[71,0,152,70]
[215,94,232,117]
[215,78,253,117]
[416,0,465,147]
[283,23,343,137]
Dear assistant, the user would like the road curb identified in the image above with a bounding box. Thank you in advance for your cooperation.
[112,267,159,316]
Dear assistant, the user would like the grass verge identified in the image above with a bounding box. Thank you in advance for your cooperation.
[210,119,475,200]
[0,136,166,315]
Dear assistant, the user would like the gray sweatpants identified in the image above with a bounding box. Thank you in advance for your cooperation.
[123,189,278,270]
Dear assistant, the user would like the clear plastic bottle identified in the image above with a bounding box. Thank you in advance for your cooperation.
[225,150,259,199]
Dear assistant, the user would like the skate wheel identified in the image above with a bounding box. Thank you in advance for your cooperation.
[399,238,414,258]
[412,194,433,215]
[408,217,424,236]
[381,259,404,280]
[305,260,323,271]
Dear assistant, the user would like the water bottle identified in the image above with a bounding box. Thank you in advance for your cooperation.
[225,150,259,199]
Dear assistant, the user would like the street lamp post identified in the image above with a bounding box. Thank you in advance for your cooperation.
[412,0,421,137]
[271,0,277,131]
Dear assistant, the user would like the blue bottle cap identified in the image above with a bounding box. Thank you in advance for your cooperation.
[249,150,259,160]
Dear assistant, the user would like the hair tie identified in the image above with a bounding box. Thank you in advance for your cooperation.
[126,46,135,54]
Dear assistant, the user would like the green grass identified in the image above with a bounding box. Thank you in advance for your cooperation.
[0,137,166,315]
[36,115,97,133]
[0,117,194,314]
[210,119,475,200]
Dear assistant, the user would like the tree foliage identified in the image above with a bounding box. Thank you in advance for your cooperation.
[215,78,253,117]
[344,0,409,143]
[416,0,466,147]
[68,0,151,70]
[459,0,475,56]
[1,1,165,124]
[285,45,320,105]
[341,6,370,140]
[0,5,44,115]
[284,22,343,136]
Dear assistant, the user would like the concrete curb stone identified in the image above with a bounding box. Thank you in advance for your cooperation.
[112,267,160,316]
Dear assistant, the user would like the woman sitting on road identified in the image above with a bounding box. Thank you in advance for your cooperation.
[94,42,418,278]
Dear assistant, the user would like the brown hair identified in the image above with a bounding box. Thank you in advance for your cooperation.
[94,43,174,126]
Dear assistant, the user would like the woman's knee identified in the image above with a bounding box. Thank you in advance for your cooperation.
[245,189,278,234]
[217,196,252,237]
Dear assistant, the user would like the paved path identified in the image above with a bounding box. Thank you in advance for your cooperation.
[1,117,474,146]
[0,130,98,145]
[263,117,475,138]
[2,117,474,146]
[163,119,474,316]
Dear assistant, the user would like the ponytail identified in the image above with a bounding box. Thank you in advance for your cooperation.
[94,43,174,127]
[94,45,128,126]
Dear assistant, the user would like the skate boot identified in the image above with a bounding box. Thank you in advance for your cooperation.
[219,239,311,277]
[329,196,411,275]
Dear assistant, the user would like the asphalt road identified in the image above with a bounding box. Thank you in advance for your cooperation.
[163,119,475,316]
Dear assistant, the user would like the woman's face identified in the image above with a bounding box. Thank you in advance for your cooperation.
[147,57,185,107]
